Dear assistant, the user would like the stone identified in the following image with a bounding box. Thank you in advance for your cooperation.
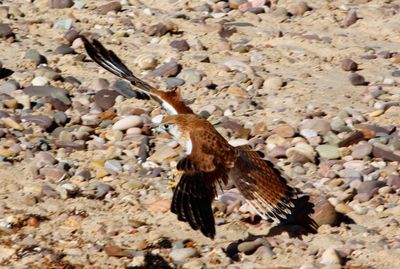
[21,115,54,130]
[104,246,133,258]
[177,69,203,85]
[170,248,198,263]
[170,40,190,51]
[287,1,310,16]
[357,181,386,195]
[262,76,283,92]
[96,183,113,199]
[316,145,340,159]
[49,0,74,8]
[135,54,158,70]
[104,160,122,173]
[94,89,119,110]
[343,10,358,27]
[54,44,75,55]
[53,19,73,30]
[97,1,122,15]
[273,124,295,138]
[309,196,337,226]
[25,49,46,66]
[351,143,372,159]
[299,119,331,135]
[349,73,366,86]
[320,248,341,265]
[31,76,48,86]
[112,115,143,130]
[387,175,400,189]
[286,142,316,163]
[0,23,12,38]
[149,60,181,77]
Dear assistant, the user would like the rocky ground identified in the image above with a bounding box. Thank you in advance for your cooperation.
[0,0,400,268]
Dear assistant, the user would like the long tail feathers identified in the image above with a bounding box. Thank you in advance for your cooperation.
[80,35,154,94]
[171,173,216,239]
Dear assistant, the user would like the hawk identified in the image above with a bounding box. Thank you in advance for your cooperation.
[81,36,298,239]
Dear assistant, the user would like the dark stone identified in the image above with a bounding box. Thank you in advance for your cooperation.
[0,23,12,38]
[54,44,75,55]
[349,73,366,86]
[94,89,119,110]
[49,0,74,9]
[97,1,121,15]
[170,40,190,52]
[341,58,358,71]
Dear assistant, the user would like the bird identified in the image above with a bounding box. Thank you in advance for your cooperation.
[81,36,299,239]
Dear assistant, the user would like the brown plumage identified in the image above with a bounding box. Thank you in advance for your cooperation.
[161,114,297,239]
[82,37,299,239]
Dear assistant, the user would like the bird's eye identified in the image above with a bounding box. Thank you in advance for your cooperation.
[163,124,170,129]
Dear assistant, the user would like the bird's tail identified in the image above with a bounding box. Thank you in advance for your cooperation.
[80,35,154,94]
[171,172,216,239]
[80,36,194,114]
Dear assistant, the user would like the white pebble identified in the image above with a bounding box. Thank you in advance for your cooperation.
[320,248,341,265]
[31,76,48,86]
[112,115,143,130]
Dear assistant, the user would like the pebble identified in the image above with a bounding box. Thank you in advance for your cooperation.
[341,58,358,71]
[96,183,113,199]
[299,119,331,135]
[104,160,122,173]
[54,44,75,55]
[94,89,119,110]
[287,1,311,16]
[53,19,73,30]
[135,54,158,70]
[170,248,198,263]
[316,145,340,159]
[97,1,122,15]
[170,40,190,52]
[343,10,358,27]
[351,142,372,159]
[21,115,54,130]
[286,142,316,163]
[273,124,295,138]
[112,115,143,131]
[357,181,385,198]
[25,49,45,66]
[238,238,270,255]
[31,76,48,86]
[320,248,341,265]
[349,73,366,86]
[262,76,283,92]
[0,23,12,38]
[310,196,338,226]
[149,60,181,77]
[177,69,203,85]
[49,0,74,8]
[387,175,400,189]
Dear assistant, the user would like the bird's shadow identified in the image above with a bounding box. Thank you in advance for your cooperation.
[126,253,173,269]
[225,194,356,260]
[268,194,355,238]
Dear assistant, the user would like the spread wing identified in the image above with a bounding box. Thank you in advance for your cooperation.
[229,145,297,222]
[80,36,193,114]
[171,128,235,239]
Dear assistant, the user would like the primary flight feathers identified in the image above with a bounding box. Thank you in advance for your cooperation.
[81,36,298,239]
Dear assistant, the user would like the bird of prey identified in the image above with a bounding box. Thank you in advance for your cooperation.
[81,36,298,239]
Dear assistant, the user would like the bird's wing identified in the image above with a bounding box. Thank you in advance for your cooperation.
[171,128,235,239]
[229,145,297,221]
[80,36,193,114]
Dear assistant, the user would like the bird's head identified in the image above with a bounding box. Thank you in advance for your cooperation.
[158,115,184,140]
